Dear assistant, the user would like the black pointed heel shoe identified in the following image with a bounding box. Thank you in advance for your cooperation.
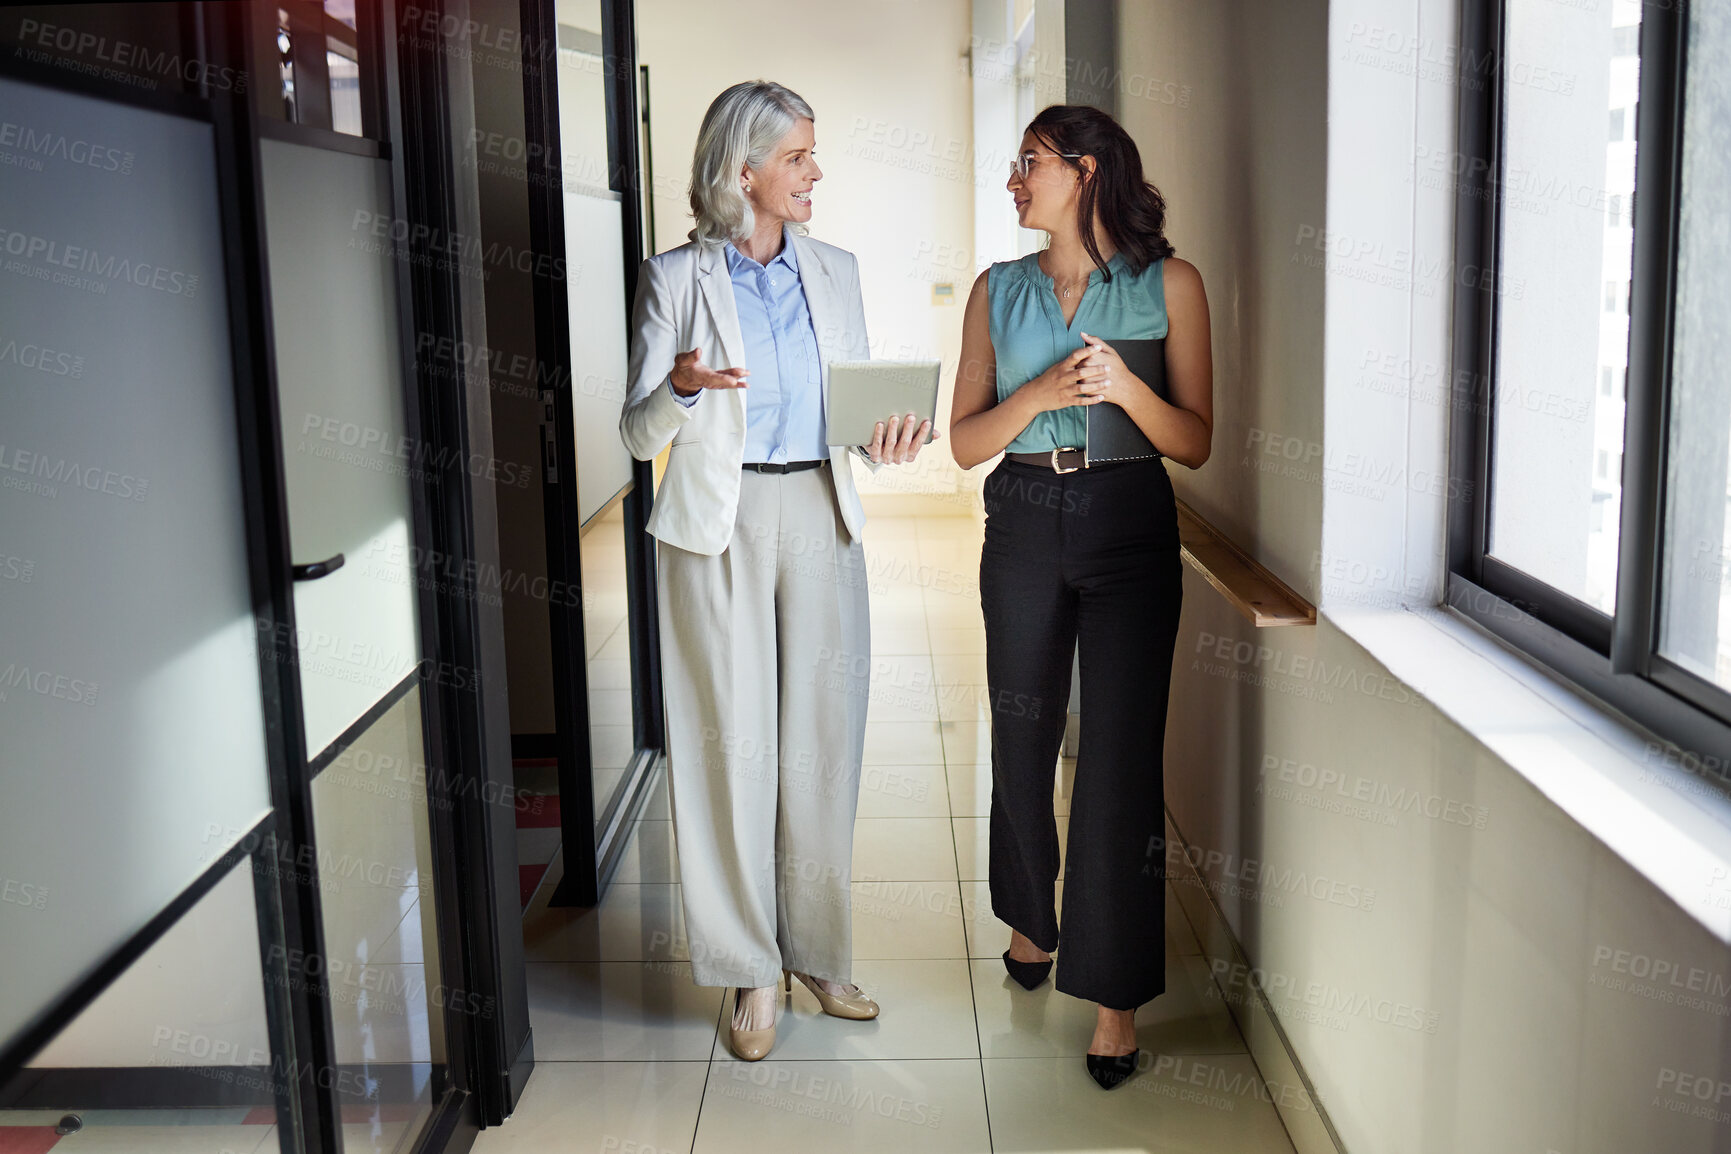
[1001,948,1053,990]
[1085,1049,1140,1090]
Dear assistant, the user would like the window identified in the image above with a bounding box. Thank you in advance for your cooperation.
[1013,2,1038,132]
[1012,1,1039,257]
[1481,0,1638,616]
[1603,279,1630,315]
[1655,5,1731,695]
[269,0,373,138]
[1451,0,1731,761]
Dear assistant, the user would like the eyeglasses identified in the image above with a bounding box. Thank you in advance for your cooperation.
[1009,151,1083,180]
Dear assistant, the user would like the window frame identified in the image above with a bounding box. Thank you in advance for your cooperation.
[1447,0,1731,766]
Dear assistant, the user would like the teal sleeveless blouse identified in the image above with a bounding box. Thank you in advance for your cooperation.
[986,251,1168,453]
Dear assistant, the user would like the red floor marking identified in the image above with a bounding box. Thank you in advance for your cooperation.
[519,863,548,907]
[0,1128,61,1154]
[242,1107,277,1125]
[515,793,560,829]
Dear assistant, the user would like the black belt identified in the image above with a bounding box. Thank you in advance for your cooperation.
[742,459,827,474]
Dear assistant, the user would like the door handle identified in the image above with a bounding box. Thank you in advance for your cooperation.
[291,553,345,582]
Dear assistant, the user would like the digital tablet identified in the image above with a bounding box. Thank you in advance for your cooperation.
[825,360,942,447]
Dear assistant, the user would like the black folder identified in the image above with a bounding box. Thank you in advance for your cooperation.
[1084,337,1166,463]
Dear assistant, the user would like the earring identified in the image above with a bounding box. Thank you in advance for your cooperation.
[743,183,752,193]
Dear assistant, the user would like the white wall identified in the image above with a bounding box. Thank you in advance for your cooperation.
[635,0,976,502]
[1125,2,1731,1152]
[1119,0,1328,601]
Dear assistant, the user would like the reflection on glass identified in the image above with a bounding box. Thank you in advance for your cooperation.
[327,0,362,135]
[329,50,362,136]
[556,2,641,837]
[558,22,637,525]
[0,5,202,95]
[311,684,446,1152]
[1488,0,1641,612]
[1658,1,1731,687]
[585,503,636,832]
[0,75,274,1053]
[1,865,282,1144]
[271,1,368,138]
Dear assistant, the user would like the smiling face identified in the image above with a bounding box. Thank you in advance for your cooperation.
[1007,129,1084,235]
[743,117,822,229]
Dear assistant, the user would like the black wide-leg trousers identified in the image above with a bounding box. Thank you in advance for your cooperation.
[980,456,1183,1011]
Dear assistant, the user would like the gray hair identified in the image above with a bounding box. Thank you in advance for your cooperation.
[689,81,815,247]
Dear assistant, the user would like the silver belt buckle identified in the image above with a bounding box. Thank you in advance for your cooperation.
[1051,446,1085,474]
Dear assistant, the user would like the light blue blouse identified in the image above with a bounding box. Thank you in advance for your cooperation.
[986,250,1168,453]
[671,227,827,464]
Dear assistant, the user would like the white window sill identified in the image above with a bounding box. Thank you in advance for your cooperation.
[1326,603,1731,944]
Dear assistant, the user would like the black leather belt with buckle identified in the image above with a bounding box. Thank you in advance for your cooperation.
[1005,447,1089,473]
[742,460,827,474]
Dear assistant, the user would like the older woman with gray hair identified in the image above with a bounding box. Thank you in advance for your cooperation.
[620,80,932,1061]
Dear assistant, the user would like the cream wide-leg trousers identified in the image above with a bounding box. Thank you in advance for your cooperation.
[655,463,870,988]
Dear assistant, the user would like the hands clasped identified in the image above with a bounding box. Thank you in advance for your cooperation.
[1023,331,1135,413]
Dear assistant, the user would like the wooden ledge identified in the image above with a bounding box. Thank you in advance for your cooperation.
[1175,498,1316,627]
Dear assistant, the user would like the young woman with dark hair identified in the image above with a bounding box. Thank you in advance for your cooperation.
[948,104,1214,1090]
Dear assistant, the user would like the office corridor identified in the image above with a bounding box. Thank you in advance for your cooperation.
[477,508,1299,1154]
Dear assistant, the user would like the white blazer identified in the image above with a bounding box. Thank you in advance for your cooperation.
[621,230,877,556]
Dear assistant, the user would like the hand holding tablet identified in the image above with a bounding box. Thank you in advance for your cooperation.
[864,412,937,464]
[826,360,943,463]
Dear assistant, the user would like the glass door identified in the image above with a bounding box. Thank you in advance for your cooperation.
[1,2,509,1150]
[253,2,453,1147]
[556,6,644,877]
[259,134,447,1149]
[524,0,664,906]
[0,37,291,1151]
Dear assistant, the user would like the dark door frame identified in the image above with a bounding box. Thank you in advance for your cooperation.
[517,0,664,909]
[377,0,532,1135]
[383,0,535,1129]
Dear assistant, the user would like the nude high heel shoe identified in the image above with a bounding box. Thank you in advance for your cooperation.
[728,986,776,1061]
[784,969,879,1020]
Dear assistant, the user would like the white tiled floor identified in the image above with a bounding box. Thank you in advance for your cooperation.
[477,511,1298,1154]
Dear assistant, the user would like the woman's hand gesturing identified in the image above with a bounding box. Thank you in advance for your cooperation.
[670,347,749,396]
[1021,344,1110,413]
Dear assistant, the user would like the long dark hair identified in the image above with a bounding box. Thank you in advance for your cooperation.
[1026,104,1175,280]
